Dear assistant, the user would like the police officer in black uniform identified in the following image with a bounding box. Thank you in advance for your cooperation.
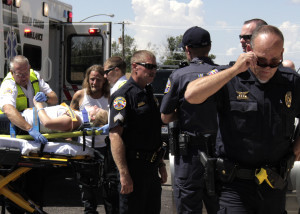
[109,50,168,214]
[160,26,219,214]
[185,25,300,214]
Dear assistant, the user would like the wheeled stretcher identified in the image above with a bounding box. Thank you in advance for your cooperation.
[0,133,104,214]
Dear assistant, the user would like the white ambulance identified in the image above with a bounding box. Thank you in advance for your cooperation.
[0,0,111,103]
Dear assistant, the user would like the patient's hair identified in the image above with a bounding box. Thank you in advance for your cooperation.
[92,110,108,127]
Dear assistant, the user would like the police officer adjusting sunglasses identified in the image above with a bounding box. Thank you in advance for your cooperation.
[256,60,282,68]
[135,62,157,70]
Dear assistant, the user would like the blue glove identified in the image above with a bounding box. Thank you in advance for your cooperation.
[99,124,109,135]
[28,128,48,144]
[34,92,48,102]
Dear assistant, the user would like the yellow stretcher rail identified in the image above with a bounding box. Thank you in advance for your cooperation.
[0,167,37,213]
[0,129,103,140]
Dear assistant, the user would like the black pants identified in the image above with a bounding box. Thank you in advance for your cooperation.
[77,146,119,214]
[174,149,219,214]
[218,178,287,214]
[119,160,162,214]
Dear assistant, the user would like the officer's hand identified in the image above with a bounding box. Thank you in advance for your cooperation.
[34,92,48,102]
[159,164,168,184]
[28,128,48,145]
[233,52,257,74]
[120,173,133,194]
[99,124,109,135]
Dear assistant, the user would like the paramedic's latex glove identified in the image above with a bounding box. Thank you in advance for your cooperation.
[100,124,109,135]
[34,92,48,102]
[28,128,48,144]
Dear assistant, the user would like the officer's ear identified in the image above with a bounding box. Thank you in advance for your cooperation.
[246,44,252,52]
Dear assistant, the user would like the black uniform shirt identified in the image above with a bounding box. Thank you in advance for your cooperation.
[109,77,162,152]
[217,66,300,167]
[160,57,218,135]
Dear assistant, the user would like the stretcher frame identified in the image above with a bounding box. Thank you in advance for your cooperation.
[0,129,105,214]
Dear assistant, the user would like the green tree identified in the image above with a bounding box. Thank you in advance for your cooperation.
[112,34,137,73]
[161,35,185,66]
[161,35,217,66]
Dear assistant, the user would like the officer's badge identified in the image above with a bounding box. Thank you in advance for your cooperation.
[236,91,249,100]
[114,112,124,123]
[138,101,145,107]
[285,91,292,108]
[113,97,126,110]
[3,88,12,94]
[164,79,171,93]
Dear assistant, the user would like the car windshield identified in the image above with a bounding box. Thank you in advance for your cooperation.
[152,70,173,94]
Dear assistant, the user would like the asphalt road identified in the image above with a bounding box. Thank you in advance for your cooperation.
[3,160,299,214]
[42,160,177,214]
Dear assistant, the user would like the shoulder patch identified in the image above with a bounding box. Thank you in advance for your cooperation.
[3,88,13,94]
[207,69,219,76]
[164,79,171,93]
[113,96,127,110]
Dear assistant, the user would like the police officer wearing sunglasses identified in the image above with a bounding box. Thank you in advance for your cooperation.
[185,25,300,214]
[239,18,268,53]
[109,50,167,214]
[160,26,219,214]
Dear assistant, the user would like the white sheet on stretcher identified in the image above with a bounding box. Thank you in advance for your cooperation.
[0,137,94,157]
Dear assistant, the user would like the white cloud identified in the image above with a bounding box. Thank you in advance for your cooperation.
[226,47,237,56]
[130,0,205,50]
[292,0,300,3]
[278,21,300,68]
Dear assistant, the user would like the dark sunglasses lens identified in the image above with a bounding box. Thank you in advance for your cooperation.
[257,61,282,68]
[145,64,157,69]
[239,35,251,40]
[104,67,115,74]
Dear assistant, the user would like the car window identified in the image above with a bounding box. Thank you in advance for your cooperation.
[152,70,173,94]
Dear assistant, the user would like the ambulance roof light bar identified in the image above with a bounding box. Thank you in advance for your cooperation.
[14,0,21,7]
[3,0,12,5]
[63,10,72,23]
[3,0,21,7]
[43,2,49,17]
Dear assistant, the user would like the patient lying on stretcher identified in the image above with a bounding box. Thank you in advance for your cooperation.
[0,98,108,135]
[0,99,108,156]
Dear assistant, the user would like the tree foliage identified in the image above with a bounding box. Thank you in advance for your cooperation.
[161,35,186,66]
[112,35,137,72]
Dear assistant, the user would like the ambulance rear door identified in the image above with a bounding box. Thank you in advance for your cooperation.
[59,22,111,103]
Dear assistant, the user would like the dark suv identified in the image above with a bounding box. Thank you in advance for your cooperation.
[151,66,177,158]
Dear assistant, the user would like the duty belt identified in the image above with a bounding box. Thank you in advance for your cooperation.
[235,167,286,190]
[127,145,166,164]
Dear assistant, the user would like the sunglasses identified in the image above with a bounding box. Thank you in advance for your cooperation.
[239,35,252,40]
[135,62,157,70]
[256,60,282,68]
[104,66,116,75]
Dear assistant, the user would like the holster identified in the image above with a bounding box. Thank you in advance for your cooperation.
[216,158,237,183]
[280,153,295,181]
[168,121,179,156]
[200,152,217,196]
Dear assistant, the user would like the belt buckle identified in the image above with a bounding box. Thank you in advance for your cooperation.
[150,152,157,163]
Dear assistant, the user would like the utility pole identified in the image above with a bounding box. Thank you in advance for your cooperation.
[121,21,125,59]
[117,21,129,59]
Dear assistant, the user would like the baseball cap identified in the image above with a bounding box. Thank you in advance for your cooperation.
[180,26,211,48]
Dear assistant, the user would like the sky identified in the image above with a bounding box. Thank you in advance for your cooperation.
[61,0,300,71]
